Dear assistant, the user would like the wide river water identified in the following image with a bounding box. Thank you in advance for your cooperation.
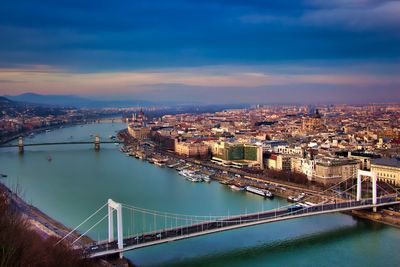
[0,122,399,266]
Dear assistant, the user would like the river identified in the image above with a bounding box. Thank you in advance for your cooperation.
[0,122,399,266]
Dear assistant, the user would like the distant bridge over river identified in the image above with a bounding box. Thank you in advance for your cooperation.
[0,136,123,152]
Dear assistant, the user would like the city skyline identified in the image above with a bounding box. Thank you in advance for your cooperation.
[1,2,400,266]
[0,0,399,104]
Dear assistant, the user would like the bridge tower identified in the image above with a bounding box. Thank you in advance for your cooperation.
[108,199,124,257]
[94,135,100,151]
[18,136,24,154]
[357,170,377,212]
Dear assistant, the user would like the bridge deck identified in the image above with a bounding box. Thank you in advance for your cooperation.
[87,196,399,258]
[0,141,122,148]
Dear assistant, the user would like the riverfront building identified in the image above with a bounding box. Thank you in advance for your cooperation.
[371,158,400,186]
[127,109,151,140]
[347,151,380,170]
[211,141,263,169]
[121,104,399,185]
[266,154,291,171]
[128,125,151,140]
[313,157,360,185]
[174,140,209,158]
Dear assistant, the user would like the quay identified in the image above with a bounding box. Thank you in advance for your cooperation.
[117,129,400,229]
[117,129,333,202]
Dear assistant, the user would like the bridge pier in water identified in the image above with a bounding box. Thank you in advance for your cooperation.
[95,135,100,151]
[18,137,24,154]
[357,170,378,212]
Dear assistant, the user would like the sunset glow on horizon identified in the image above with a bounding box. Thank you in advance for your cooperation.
[0,0,399,103]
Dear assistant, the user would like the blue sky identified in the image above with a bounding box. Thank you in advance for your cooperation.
[0,0,399,104]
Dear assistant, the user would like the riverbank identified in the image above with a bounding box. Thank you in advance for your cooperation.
[117,130,330,203]
[0,116,123,146]
[0,121,91,146]
[351,209,400,229]
[0,182,135,266]
[119,129,400,229]
[0,182,92,245]
[2,121,400,266]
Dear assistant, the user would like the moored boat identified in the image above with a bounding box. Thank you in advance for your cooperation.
[288,193,306,202]
[202,175,211,183]
[179,170,203,182]
[154,161,165,167]
[167,163,180,168]
[229,184,245,191]
[246,186,273,198]
[186,176,202,182]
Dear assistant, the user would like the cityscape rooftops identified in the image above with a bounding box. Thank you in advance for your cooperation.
[315,157,359,167]
[371,158,400,168]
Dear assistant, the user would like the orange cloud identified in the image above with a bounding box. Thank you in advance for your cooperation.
[0,65,399,96]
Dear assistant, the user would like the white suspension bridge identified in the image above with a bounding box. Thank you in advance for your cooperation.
[56,170,400,259]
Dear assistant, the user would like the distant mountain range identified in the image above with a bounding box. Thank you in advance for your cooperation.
[0,96,12,104]
[4,93,154,108]
[0,96,15,110]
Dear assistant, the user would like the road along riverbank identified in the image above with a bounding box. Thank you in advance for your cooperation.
[2,122,400,266]
[118,129,400,229]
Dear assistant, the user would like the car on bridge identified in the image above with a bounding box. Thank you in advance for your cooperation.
[287,204,303,212]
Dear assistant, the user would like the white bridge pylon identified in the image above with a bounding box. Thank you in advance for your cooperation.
[108,199,123,251]
[357,170,377,212]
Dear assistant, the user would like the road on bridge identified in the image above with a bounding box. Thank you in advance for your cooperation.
[86,196,398,257]
[0,141,122,148]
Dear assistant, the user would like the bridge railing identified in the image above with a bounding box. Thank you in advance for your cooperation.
[96,196,398,247]
[69,176,400,257]
[81,194,400,258]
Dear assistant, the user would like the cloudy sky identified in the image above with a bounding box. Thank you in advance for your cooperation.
[0,0,399,104]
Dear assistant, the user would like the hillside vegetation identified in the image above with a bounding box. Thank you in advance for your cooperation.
[0,187,97,267]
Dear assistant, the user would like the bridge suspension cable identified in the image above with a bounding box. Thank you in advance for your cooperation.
[121,203,229,221]
[376,180,398,196]
[120,174,392,234]
[72,214,109,245]
[55,202,108,246]
[59,172,400,257]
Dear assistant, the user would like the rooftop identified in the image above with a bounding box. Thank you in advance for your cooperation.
[316,157,359,167]
[371,158,400,168]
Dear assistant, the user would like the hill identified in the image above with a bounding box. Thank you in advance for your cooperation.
[5,93,154,108]
[0,96,13,104]
[0,96,17,110]
[6,93,91,107]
